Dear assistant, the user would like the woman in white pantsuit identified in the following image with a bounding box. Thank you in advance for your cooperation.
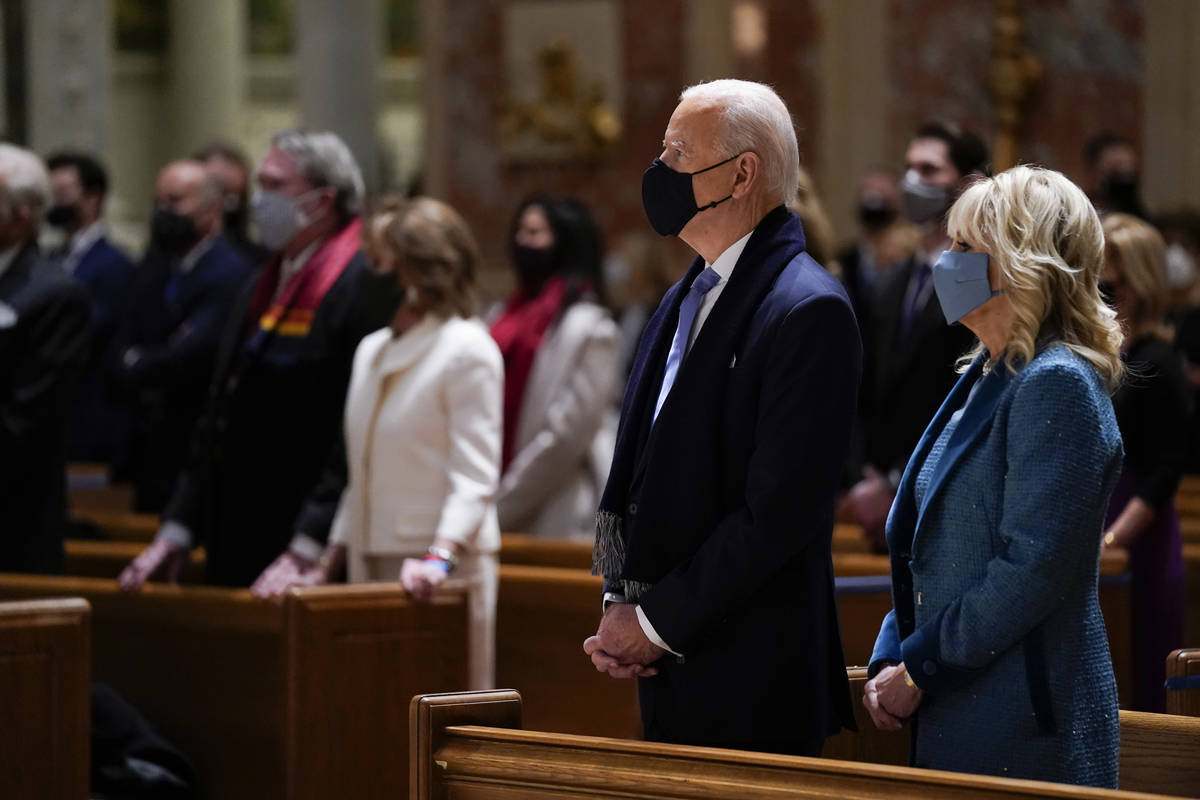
[304,197,503,690]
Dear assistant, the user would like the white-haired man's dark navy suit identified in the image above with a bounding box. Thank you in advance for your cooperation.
[593,205,861,755]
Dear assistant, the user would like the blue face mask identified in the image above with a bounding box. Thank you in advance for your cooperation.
[931,250,1003,324]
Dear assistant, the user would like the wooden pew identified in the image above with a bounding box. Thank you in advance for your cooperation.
[0,598,90,800]
[0,574,468,800]
[1166,648,1200,717]
[69,508,158,542]
[411,688,1200,799]
[67,463,134,512]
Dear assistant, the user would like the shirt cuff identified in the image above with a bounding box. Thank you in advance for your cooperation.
[155,520,193,549]
[288,533,324,563]
[602,591,627,612]
[636,604,682,658]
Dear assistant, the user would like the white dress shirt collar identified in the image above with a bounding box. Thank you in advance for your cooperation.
[63,221,105,274]
[706,229,753,284]
[275,239,322,300]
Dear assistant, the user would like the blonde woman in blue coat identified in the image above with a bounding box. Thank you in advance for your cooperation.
[864,165,1125,788]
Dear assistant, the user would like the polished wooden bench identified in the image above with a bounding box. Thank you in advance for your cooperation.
[411,687,1200,799]
[0,597,90,800]
[1166,648,1200,717]
[0,574,467,800]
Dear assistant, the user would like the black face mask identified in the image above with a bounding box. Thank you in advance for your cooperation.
[150,208,199,255]
[46,203,80,230]
[1100,171,1142,216]
[510,242,558,286]
[858,201,896,231]
[641,154,739,237]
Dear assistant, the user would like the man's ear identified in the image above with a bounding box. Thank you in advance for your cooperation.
[730,152,760,199]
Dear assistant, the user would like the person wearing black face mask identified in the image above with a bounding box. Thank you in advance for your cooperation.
[488,194,619,541]
[112,160,252,512]
[584,79,859,757]
[45,151,137,464]
[1084,131,1148,220]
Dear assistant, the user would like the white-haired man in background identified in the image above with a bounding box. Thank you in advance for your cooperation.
[584,80,861,755]
[121,130,396,591]
[0,143,91,574]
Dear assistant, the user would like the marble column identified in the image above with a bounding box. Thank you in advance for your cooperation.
[25,0,111,155]
[814,0,888,242]
[1144,0,1200,213]
[684,0,733,85]
[168,0,244,155]
[296,0,381,191]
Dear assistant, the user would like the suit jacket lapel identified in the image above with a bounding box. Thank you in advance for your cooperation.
[913,355,1013,541]
[373,315,441,378]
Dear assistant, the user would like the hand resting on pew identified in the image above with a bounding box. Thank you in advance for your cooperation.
[583,602,664,679]
[862,663,923,731]
[251,550,328,598]
[118,538,189,591]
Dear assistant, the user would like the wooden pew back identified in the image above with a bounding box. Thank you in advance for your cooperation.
[411,689,1200,799]
[0,598,90,800]
[1166,648,1200,717]
[0,574,468,800]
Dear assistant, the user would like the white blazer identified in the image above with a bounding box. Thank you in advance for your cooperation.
[329,315,503,582]
[497,300,620,540]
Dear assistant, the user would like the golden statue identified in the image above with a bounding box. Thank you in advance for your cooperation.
[499,38,622,161]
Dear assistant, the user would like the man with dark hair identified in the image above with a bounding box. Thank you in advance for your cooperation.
[0,144,91,573]
[842,121,984,549]
[45,150,136,462]
[1083,131,1146,219]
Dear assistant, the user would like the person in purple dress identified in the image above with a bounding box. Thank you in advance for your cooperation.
[1101,212,1193,712]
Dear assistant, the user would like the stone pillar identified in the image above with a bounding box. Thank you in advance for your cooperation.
[684,0,733,85]
[420,0,447,198]
[296,0,381,191]
[1144,0,1200,213]
[25,0,111,155]
[168,0,244,155]
[814,0,889,241]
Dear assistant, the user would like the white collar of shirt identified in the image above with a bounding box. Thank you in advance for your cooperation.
[63,221,105,274]
[275,240,322,300]
[687,229,753,353]
[178,234,216,275]
[0,245,20,282]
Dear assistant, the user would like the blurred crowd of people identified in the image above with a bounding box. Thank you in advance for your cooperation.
[1,117,1196,707]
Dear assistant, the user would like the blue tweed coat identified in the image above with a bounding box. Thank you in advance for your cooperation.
[869,343,1123,788]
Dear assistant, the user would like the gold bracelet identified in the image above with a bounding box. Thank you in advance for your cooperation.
[902,667,916,689]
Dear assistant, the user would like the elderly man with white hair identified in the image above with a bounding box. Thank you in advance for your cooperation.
[0,143,91,574]
[584,80,861,755]
[120,130,396,591]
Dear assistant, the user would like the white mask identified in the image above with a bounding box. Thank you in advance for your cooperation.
[251,188,322,252]
[899,168,950,226]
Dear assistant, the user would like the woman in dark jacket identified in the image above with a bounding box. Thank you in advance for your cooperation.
[1101,212,1192,713]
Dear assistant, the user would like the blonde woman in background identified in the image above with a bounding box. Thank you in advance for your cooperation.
[271,196,503,690]
[1100,212,1192,712]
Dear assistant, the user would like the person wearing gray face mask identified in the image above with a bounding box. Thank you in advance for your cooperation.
[841,121,988,553]
[119,129,399,596]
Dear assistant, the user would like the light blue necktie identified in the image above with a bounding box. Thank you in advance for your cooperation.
[653,267,721,422]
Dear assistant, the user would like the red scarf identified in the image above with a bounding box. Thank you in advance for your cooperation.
[245,218,363,341]
[490,276,568,471]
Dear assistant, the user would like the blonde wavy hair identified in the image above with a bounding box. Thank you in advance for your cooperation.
[946,165,1123,390]
[1102,212,1172,342]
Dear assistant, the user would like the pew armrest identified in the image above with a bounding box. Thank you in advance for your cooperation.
[411,690,523,800]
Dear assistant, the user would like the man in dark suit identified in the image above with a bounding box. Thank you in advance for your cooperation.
[45,151,136,463]
[842,122,986,550]
[0,144,91,573]
[114,160,252,512]
[583,80,860,756]
[119,130,396,590]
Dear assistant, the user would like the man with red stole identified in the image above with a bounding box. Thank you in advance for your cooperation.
[121,130,397,589]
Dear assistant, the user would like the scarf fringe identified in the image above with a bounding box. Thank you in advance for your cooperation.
[591,510,624,577]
